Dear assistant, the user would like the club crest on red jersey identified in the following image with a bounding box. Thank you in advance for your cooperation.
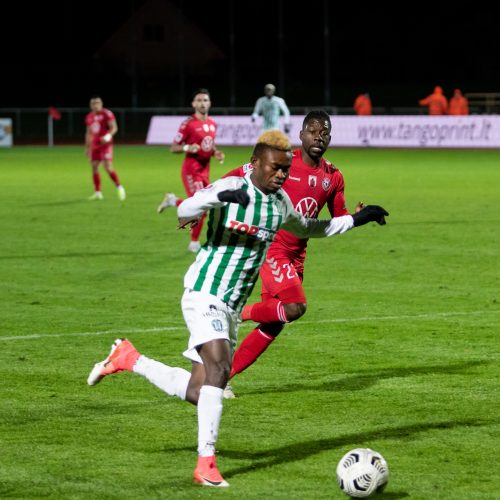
[201,136,214,152]
[295,197,319,217]
[308,175,317,187]
[322,178,331,191]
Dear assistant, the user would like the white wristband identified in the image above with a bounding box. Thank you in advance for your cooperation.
[103,133,112,143]
[183,144,189,152]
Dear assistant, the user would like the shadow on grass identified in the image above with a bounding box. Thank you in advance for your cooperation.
[377,493,409,499]
[166,419,487,484]
[240,359,489,396]
[27,199,89,207]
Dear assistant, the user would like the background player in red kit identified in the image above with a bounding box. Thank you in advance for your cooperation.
[85,97,126,201]
[157,88,225,253]
[223,110,365,396]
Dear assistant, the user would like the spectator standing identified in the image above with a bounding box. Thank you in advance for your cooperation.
[448,89,469,115]
[419,86,448,115]
[354,92,372,115]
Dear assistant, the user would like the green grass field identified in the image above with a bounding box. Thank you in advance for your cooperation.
[1,145,499,499]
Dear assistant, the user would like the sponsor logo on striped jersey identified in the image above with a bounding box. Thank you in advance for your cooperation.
[227,220,276,241]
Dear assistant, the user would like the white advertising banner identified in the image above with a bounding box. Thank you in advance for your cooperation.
[147,115,500,149]
[0,118,13,147]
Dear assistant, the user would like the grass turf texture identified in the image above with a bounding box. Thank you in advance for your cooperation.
[0,145,499,499]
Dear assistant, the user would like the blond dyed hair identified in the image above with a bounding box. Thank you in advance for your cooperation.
[255,130,291,152]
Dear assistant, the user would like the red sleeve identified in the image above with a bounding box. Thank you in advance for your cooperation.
[222,166,246,178]
[173,118,191,145]
[85,113,92,126]
[327,170,350,217]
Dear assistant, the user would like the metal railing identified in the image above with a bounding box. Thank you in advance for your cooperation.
[465,93,500,114]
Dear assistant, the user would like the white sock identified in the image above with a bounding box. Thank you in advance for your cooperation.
[197,385,224,457]
[133,355,190,400]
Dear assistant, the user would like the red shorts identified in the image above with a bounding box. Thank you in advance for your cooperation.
[181,159,210,196]
[91,144,113,162]
[260,255,305,301]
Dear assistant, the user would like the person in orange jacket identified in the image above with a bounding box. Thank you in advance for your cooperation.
[354,92,372,115]
[448,89,469,115]
[419,86,448,115]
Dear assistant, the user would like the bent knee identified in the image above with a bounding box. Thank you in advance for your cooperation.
[283,302,307,322]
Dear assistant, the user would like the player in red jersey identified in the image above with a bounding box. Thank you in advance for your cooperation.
[223,110,365,396]
[85,97,126,201]
[157,88,225,253]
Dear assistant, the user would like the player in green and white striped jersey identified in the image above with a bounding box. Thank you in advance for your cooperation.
[86,130,388,487]
[181,162,353,314]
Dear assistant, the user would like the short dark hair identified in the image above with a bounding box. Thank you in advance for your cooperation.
[192,88,210,100]
[303,110,331,129]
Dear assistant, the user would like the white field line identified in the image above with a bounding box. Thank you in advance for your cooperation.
[296,309,500,325]
[0,326,183,342]
[1,309,499,342]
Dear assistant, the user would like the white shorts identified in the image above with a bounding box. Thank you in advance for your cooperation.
[181,289,239,364]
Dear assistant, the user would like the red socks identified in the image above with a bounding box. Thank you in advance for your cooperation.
[109,170,120,186]
[93,173,101,192]
[230,329,275,378]
[241,299,286,323]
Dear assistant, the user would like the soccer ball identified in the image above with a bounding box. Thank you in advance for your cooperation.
[336,448,389,498]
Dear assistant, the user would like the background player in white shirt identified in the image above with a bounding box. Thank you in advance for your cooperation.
[252,83,291,134]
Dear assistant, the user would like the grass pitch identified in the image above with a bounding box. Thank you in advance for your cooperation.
[0,145,499,499]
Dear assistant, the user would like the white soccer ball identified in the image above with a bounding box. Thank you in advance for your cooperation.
[336,448,389,498]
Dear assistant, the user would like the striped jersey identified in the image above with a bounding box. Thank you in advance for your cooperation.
[179,172,354,312]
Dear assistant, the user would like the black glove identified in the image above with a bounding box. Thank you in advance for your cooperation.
[217,189,250,208]
[352,205,389,227]
[284,124,291,134]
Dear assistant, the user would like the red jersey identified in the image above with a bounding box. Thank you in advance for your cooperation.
[173,115,217,165]
[85,108,115,147]
[224,148,349,272]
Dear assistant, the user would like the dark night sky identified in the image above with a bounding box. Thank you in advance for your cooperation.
[2,0,499,108]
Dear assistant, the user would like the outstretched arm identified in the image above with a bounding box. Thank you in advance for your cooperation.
[177,178,246,228]
[281,195,388,238]
[281,212,355,238]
